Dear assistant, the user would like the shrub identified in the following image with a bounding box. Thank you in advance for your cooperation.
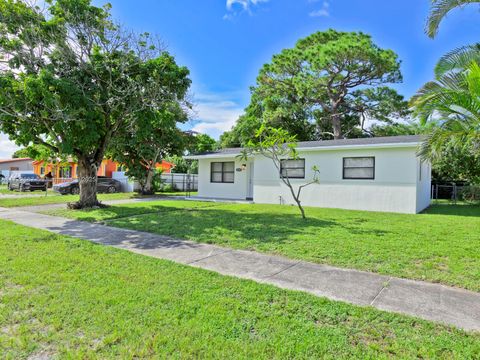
[460,186,480,203]
[159,183,176,193]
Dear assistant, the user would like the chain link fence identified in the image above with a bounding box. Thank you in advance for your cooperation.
[160,173,198,192]
[431,183,467,203]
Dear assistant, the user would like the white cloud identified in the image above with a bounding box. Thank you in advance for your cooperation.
[309,0,330,17]
[0,133,20,159]
[224,0,269,19]
[190,92,244,139]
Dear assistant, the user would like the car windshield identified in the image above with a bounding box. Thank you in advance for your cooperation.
[21,174,40,179]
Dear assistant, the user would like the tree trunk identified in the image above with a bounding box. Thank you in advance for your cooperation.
[329,96,344,140]
[283,179,307,219]
[294,197,306,219]
[69,156,102,209]
[331,112,343,140]
[141,167,155,195]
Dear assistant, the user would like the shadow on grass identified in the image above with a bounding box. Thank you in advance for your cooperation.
[45,204,341,249]
[68,202,221,223]
[69,204,393,248]
[423,203,480,217]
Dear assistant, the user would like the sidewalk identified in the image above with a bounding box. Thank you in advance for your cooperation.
[1,206,479,332]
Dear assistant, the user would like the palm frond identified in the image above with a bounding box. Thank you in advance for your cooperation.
[426,0,480,38]
[413,58,480,162]
[435,43,480,77]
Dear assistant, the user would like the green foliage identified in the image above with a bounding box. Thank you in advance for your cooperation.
[189,133,217,154]
[435,43,480,77]
[460,185,480,203]
[12,144,54,160]
[425,0,480,38]
[411,61,480,182]
[430,141,480,183]
[151,169,164,193]
[223,30,407,146]
[243,125,299,161]
[11,148,30,159]
[158,183,175,192]
[168,133,217,174]
[108,52,191,194]
[368,121,425,137]
[169,155,198,174]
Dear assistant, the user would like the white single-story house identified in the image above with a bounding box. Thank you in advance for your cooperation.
[0,158,33,181]
[0,158,33,172]
[186,135,431,214]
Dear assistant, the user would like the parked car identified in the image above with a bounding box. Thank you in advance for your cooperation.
[53,177,123,195]
[8,173,47,192]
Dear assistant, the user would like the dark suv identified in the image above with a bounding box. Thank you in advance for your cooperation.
[8,173,47,192]
[53,177,122,195]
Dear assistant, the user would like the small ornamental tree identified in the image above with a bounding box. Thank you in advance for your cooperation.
[242,126,319,219]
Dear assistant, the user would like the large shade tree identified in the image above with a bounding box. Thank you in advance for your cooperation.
[110,79,191,195]
[0,0,187,208]
[221,30,408,146]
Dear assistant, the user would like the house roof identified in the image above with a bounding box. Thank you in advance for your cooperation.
[185,135,423,159]
[0,158,32,164]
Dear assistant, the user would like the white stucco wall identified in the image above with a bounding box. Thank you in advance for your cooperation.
[0,160,33,172]
[194,144,431,214]
[197,157,250,200]
[253,146,423,214]
[415,160,432,213]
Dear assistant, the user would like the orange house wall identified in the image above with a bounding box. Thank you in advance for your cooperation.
[33,159,174,178]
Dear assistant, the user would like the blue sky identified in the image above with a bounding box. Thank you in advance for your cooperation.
[1,0,479,157]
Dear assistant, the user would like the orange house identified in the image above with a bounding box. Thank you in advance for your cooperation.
[33,158,174,183]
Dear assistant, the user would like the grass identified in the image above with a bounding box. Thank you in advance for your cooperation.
[0,191,194,208]
[0,192,136,207]
[0,219,479,359]
[43,200,480,292]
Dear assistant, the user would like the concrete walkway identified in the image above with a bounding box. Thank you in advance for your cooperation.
[0,206,479,332]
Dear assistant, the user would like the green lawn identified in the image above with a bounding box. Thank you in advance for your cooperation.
[1,220,478,359]
[0,184,10,194]
[0,191,193,208]
[43,200,480,292]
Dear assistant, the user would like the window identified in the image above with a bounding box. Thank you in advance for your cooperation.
[211,162,235,183]
[59,166,72,178]
[343,157,375,180]
[280,159,305,179]
[40,167,45,175]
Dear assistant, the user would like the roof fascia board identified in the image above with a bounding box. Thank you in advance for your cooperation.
[185,142,420,159]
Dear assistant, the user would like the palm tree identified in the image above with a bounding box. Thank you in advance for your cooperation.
[426,0,480,38]
[411,61,480,160]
